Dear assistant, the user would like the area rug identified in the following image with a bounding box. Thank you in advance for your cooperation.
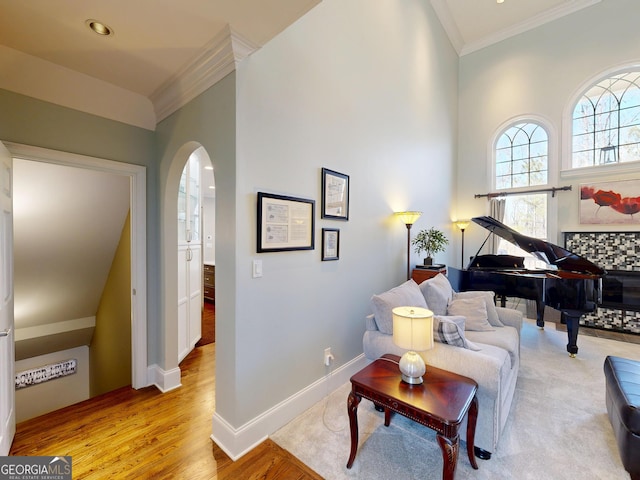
[272,319,640,479]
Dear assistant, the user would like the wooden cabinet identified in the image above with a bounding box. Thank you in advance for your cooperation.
[204,264,215,302]
[411,266,447,285]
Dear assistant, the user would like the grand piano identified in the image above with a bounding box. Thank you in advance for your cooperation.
[448,216,605,357]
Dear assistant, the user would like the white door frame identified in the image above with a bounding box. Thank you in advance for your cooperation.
[0,141,15,455]
[4,142,148,389]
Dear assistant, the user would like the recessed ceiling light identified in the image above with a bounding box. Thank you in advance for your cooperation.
[86,19,113,36]
[497,0,505,3]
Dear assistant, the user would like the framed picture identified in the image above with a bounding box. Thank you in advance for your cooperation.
[580,179,640,225]
[321,168,349,220]
[257,192,315,252]
[321,228,340,261]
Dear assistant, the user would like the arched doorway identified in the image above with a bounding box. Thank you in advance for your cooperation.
[161,142,214,387]
[177,146,215,361]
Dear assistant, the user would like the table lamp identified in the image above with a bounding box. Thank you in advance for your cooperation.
[392,306,434,384]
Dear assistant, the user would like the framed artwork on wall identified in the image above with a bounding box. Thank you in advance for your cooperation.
[321,168,349,220]
[257,192,315,252]
[321,228,340,261]
[580,179,640,224]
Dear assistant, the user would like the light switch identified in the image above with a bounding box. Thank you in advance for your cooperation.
[253,259,263,278]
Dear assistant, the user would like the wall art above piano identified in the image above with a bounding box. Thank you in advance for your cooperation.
[580,178,640,225]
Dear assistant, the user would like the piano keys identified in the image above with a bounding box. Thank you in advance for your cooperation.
[448,216,605,357]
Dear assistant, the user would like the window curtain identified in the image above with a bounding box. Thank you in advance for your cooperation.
[489,198,506,254]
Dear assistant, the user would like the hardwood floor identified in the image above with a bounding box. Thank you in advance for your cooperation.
[10,343,322,480]
[196,300,215,347]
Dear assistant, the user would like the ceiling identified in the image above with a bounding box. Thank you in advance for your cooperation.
[432,0,601,55]
[0,0,601,130]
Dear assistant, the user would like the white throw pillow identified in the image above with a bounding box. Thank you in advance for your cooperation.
[418,273,453,316]
[447,296,495,331]
[370,280,427,335]
[452,290,504,327]
[433,315,481,350]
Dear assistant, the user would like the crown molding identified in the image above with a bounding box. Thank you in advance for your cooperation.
[460,0,602,56]
[151,26,259,124]
[230,29,259,63]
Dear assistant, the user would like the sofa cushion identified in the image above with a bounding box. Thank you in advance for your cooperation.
[453,290,504,327]
[447,296,495,332]
[370,279,427,335]
[433,315,480,350]
[466,325,520,368]
[418,273,453,315]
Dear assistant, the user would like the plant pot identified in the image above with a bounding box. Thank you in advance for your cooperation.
[423,257,433,266]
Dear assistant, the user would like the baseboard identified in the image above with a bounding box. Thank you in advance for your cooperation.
[211,353,369,460]
[147,363,182,393]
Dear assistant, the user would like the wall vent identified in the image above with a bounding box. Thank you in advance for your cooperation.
[15,359,77,389]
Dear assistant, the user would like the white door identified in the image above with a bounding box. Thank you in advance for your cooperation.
[177,152,202,362]
[0,141,15,455]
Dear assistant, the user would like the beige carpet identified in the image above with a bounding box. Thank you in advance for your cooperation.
[272,319,640,479]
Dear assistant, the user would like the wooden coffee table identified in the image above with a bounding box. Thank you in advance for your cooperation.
[346,354,479,480]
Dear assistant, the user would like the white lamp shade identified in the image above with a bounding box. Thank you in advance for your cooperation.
[392,306,434,351]
[455,220,470,230]
[395,211,422,226]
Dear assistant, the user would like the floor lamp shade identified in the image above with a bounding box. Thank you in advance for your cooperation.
[395,211,422,280]
[395,211,422,226]
[392,306,434,384]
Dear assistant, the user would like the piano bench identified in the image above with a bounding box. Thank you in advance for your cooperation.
[604,356,640,480]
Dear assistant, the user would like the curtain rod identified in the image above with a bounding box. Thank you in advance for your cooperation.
[474,185,572,199]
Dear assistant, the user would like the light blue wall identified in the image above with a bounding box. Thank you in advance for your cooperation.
[457,0,640,254]
[228,0,459,426]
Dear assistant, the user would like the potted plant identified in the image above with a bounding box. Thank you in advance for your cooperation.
[412,227,448,265]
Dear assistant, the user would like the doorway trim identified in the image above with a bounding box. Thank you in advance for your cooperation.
[4,142,148,389]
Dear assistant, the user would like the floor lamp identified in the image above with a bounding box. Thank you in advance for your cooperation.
[396,211,422,280]
[455,220,470,269]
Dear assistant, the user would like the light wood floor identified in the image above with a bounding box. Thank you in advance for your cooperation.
[10,343,323,480]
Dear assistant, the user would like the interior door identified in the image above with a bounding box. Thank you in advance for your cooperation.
[0,141,15,455]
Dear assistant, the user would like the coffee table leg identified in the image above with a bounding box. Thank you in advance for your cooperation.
[436,433,459,480]
[346,391,361,469]
[466,395,479,470]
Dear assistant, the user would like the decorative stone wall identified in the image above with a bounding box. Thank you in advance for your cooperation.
[565,231,640,334]
[565,232,640,271]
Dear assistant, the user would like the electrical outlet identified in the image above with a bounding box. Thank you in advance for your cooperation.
[324,347,334,366]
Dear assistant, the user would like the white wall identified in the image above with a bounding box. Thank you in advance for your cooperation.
[231,0,458,428]
[457,0,640,255]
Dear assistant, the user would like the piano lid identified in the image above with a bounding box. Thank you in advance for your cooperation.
[471,216,605,276]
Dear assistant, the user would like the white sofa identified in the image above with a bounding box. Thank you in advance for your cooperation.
[363,274,522,457]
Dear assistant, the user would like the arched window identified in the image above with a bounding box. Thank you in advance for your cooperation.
[493,121,549,267]
[495,122,548,189]
[572,70,640,168]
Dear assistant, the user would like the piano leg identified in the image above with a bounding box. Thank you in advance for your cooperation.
[535,298,545,329]
[562,311,581,358]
